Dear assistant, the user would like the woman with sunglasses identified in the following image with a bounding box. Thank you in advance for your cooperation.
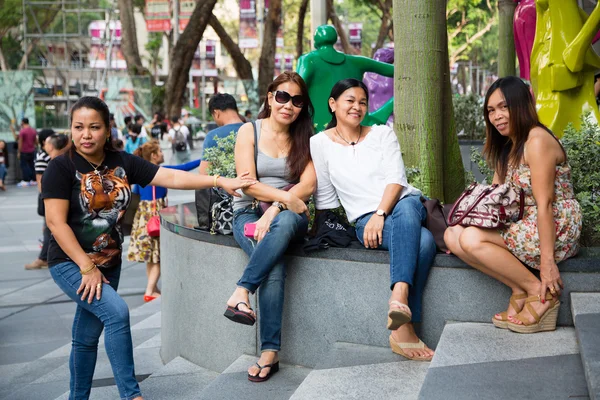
[311,79,436,361]
[224,71,316,382]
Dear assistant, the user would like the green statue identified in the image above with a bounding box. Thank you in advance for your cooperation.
[530,0,600,137]
[297,25,394,130]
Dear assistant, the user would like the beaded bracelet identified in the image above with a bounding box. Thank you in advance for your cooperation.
[80,263,97,275]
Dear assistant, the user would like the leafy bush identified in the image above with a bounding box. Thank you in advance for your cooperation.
[562,116,600,246]
[204,131,237,178]
[454,94,486,140]
[470,145,494,183]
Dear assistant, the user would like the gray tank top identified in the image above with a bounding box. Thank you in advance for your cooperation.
[233,119,293,211]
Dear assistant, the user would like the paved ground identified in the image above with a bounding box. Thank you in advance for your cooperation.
[0,144,202,399]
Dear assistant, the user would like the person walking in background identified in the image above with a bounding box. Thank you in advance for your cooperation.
[122,116,132,139]
[199,93,245,175]
[24,129,55,270]
[149,112,168,141]
[11,117,38,187]
[244,109,253,121]
[125,124,146,154]
[109,113,123,142]
[134,114,148,139]
[42,96,254,400]
[167,115,191,164]
[0,140,8,191]
[127,141,201,302]
[444,76,582,334]
[311,79,436,361]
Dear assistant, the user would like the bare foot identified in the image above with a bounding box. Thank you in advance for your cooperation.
[248,351,278,379]
[391,323,435,359]
[226,287,255,318]
[494,292,527,322]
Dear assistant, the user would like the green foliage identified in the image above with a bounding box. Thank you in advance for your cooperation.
[1,34,23,69]
[470,145,493,183]
[454,94,485,139]
[151,85,166,114]
[562,116,600,246]
[204,131,237,178]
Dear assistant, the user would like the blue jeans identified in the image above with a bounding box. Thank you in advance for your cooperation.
[233,206,308,352]
[50,262,141,400]
[20,151,35,181]
[0,163,7,182]
[354,195,436,322]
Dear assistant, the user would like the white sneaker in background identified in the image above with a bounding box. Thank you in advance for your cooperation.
[29,180,37,186]
[17,180,29,187]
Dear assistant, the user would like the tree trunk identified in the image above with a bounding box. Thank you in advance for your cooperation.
[498,0,517,77]
[17,7,60,70]
[393,0,464,202]
[257,0,282,101]
[0,43,8,71]
[165,0,218,119]
[208,14,259,109]
[372,0,392,56]
[296,0,309,59]
[117,0,149,77]
[326,0,353,54]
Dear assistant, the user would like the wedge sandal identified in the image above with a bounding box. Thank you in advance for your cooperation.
[387,300,412,330]
[507,294,560,334]
[389,334,433,361]
[492,293,527,329]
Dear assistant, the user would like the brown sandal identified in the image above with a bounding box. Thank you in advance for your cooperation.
[389,334,433,361]
[387,300,412,330]
[492,293,527,329]
[507,294,560,334]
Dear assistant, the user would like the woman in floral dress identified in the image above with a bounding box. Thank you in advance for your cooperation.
[127,141,200,302]
[444,76,581,334]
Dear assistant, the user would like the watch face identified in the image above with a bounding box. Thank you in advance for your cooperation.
[377,210,384,216]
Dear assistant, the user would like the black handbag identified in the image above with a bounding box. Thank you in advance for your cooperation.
[195,187,233,235]
[421,197,453,253]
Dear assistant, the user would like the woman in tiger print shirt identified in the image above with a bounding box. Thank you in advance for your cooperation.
[42,96,255,400]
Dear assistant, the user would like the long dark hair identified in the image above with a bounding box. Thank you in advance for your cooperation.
[257,71,314,182]
[482,76,550,181]
[326,78,369,129]
[69,96,116,154]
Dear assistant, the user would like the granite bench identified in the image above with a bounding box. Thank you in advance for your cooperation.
[159,202,600,371]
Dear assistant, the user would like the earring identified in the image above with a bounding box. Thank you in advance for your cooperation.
[106,136,110,143]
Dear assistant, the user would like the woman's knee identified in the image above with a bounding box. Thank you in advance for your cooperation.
[392,196,423,217]
[457,227,484,254]
[420,227,436,256]
[444,226,461,252]
[271,210,304,232]
[100,296,130,327]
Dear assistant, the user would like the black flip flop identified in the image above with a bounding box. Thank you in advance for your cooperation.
[223,302,256,326]
[248,361,280,382]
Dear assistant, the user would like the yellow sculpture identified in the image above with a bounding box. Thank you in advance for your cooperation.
[530,0,600,137]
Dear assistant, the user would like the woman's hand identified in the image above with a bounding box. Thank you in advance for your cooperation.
[77,267,110,304]
[539,260,563,300]
[363,214,384,249]
[219,172,257,197]
[283,193,308,215]
[254,207,279,242]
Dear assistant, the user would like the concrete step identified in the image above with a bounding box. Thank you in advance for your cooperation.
[418,322,589,400]
[197,354,311,400]
[290,341,430,400]
[571,292,600,400]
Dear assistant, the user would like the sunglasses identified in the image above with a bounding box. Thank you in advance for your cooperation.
[272,90,304,108]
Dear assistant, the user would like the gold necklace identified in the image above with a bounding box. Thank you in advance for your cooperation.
[84,155,106,175]
[335,125,362,146]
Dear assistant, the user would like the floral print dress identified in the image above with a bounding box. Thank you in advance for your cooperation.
[500,163,582,269]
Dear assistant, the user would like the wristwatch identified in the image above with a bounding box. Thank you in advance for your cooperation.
[272,201,286,212]
[376,209,387,218]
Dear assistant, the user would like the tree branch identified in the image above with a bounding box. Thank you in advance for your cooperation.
[449,15,497,65]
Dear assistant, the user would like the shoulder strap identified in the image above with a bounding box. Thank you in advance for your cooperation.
[252,121,259,178]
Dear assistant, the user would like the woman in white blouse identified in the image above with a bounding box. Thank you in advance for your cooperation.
[311,79,436,361]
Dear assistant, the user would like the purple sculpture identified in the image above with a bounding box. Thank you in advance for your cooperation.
[363,47,394,126]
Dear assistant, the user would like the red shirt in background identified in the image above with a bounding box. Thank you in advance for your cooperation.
[19,127,37,153]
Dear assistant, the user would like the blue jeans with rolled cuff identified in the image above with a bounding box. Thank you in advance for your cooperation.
[232,206,308,352]
[50,261,141,400]
[354,194,436,323]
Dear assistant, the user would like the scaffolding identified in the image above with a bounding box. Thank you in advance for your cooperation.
[21,0,126,127]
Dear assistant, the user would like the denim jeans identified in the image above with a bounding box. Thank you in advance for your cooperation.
[50,261,141,400]
[233,206,308,352]
[354,195,436,322]
[0,163,7,182]
[19,151,35,181]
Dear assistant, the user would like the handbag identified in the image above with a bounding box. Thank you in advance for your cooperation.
[195,186,234,235]
[421,197,453,253]
[147,186,161,237]
[447,182,525,229]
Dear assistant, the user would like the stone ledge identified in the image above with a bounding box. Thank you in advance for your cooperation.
[161,203,600,273]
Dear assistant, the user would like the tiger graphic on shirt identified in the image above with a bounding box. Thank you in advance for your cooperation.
[76,166,131,267]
